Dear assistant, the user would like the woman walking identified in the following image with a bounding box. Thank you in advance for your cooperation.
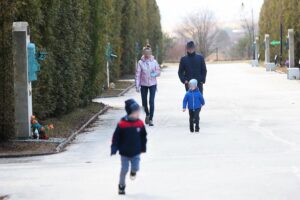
[135,45,160,126]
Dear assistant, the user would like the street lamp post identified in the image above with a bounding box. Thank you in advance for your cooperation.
[279,0,284,66]
[251,8,255,60]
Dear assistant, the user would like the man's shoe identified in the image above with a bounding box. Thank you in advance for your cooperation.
[130,171,137,180]
[195,126,200,133]
[145,116,150,125]
[118,184,126,195]
[149,120,154,126]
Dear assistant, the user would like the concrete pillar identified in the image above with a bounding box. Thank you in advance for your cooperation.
[265,34,276,71]
[255,37,259,61]
[265,34,270,63]
[12,22,32,138]
[288,29,295,68]
[287,29,300,80]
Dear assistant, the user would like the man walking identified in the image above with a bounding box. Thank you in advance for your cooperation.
[178,41,207,93]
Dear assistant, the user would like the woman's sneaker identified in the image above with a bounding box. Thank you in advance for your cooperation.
[149,120,154,126]
[145,116,150,124]
[130,171,137,180]
[118,184,126,195]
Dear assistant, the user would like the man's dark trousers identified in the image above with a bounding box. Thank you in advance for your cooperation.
[189,108,201,131]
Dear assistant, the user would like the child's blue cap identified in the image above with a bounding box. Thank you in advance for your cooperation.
[189,79,198,87]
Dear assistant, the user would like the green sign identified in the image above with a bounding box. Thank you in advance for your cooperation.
[271,40,281,46]
[105,43,113,62]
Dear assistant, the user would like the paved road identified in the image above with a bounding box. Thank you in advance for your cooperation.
[1,63,300,200]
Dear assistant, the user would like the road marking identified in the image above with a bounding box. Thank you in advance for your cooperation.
[251,119,300,151]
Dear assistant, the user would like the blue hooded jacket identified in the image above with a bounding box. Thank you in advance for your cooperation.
[183,88,205,110]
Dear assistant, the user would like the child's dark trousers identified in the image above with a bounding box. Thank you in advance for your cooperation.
[189,108,201,131]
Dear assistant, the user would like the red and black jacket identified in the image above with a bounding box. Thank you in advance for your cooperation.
[111,116,147,157]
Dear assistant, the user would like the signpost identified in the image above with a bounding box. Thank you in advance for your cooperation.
[105,43,117,89]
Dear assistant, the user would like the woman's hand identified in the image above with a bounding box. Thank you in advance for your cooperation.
[136,87,140,93]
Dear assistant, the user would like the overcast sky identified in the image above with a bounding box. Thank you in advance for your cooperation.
[156,0,264,32]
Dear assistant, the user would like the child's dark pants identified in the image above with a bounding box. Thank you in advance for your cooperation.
[189,108,201,131]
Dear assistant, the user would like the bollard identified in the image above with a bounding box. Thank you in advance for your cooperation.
[12,22,32,138]
[265,34,270,63]
[287,29,300,80]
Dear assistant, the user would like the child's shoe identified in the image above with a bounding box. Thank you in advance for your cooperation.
[195,126,200,133]
[130,171,137,180]
[190,125,194,133]
[118,184,126,195]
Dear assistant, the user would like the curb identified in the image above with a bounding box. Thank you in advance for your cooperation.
[55,105,109,153]
[0,152,56,159]
[118,83,135,97]
[98,82,135,98]
[0,105,110,159]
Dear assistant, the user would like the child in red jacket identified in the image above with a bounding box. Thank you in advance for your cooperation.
[111,99,148,195]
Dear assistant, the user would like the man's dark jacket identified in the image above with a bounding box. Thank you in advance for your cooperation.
[178,52,207,84]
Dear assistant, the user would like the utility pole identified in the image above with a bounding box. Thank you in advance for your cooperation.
[251,8,255,60]
[279,8,283,66]
[216,48,219,61]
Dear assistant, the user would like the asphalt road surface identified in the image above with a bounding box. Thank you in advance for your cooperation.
[1,63,300,200]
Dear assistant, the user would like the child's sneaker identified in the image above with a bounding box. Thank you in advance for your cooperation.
[118,184,126,195]
[190,125,194,133]
[130,171,137,180]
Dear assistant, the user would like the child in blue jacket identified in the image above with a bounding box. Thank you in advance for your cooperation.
[183,79,205,133]
[111,99,147,195]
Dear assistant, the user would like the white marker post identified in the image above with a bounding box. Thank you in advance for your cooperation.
[265,34,276,71]
[12,22,32,138]
[287,29,300,80]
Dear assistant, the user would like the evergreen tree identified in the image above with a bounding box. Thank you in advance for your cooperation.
[146,0,163,63]
[259,0,299,65]
[121,0,136,74]
[0,1,18,140]
[0,0,164,141]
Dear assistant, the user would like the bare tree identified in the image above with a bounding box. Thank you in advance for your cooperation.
[240,3,256,59]
[176,9,219,58]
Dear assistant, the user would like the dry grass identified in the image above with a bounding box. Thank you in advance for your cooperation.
[0,195,9,200]
[0,102,105,156]
[100,80,134,98]
[42,103,105,138]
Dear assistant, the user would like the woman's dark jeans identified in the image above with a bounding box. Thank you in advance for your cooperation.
[141,85,157,120]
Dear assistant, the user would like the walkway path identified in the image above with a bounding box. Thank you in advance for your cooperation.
[1,63,300,200]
